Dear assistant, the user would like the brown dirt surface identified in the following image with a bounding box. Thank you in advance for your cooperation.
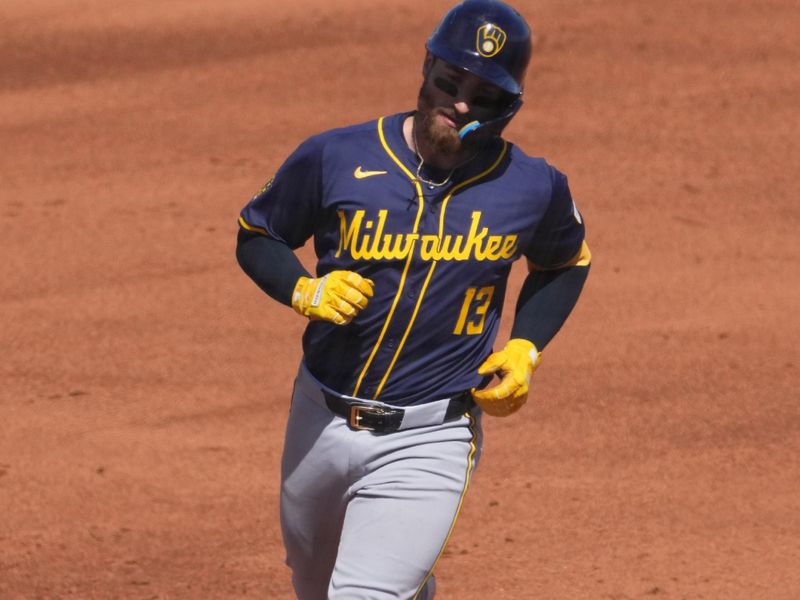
[2,1,798,598]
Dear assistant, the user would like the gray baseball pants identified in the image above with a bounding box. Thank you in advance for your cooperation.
[280,363,483,599]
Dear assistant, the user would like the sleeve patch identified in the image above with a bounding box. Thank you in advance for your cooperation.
[252,177,274,199]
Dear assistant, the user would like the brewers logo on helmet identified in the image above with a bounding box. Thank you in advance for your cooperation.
[476,24,507,57]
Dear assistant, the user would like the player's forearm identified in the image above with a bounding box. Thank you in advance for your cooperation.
[510,265,590,350]
[236,228,310,307]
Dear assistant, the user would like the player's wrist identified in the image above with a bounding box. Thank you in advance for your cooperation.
[291,275,315,316]
[506,338,540,368]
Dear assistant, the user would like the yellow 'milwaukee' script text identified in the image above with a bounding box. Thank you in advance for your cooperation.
[335,209,518,262]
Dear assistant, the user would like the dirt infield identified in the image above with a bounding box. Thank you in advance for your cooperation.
[1,0,798,598]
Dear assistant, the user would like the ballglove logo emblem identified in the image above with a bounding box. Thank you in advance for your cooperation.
[476,24,507,57]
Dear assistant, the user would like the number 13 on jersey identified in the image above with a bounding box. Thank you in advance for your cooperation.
[453,286,495,335]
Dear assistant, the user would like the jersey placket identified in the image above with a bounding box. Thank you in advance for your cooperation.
[355,200,442,401]
[350,117,427,400]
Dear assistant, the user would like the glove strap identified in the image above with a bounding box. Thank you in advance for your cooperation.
[309,274,328,307]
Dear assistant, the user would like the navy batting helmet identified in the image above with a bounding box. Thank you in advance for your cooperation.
[426,0,532,97]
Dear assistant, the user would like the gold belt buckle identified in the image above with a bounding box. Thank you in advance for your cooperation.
[349,404,382,431]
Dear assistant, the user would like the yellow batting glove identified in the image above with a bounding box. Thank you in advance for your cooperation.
[291,271,374,325]
[471,338,541,417]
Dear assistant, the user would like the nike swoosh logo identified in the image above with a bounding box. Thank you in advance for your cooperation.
[354,166,388,179]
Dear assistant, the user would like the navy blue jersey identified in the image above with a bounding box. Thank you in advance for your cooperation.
[240,112,585,405]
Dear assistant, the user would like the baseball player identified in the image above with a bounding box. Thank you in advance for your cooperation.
[236,1,591,598]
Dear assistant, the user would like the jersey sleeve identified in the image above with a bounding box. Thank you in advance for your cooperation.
[238,135,324,249]
[523,166,587,270]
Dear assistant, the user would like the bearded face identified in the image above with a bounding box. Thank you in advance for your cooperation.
[416,82,466,155]
[414,56,513,158]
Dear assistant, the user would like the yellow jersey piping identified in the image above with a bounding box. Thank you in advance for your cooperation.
[238,215,269,236]
[528,239,592,272]
[374,260,438,398]
[352,116,425,398]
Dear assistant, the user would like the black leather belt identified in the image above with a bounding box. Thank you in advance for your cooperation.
[322,390,474,433]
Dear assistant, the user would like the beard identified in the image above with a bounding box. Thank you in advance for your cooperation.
[416,83,468,156]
